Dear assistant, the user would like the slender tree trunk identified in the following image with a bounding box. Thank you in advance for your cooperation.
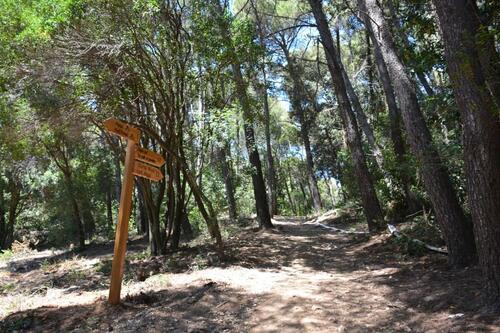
[106,187,113,231]
[370,27,418,212]
[338,48,385,170]
[218,144,238,221]
[181,212,193,239]
[284,176,297,215]
[232,65,274,228]
[308,0,383,231]
[301,125,322,212]
[138,191,148,235]
[114,148,122,202]
[359,0,476,266]
[260,78,278,216]
[298,176,310,212]
[0,177,21,250]
[251,0,278,216]
[63,173,85,249]
[82,197,95,239]
[178,143,224,252]
[433,0,500,304]
[137,179,163,255]
[366,32,376,111]
[170,160,187,251]
[5,191,19,249]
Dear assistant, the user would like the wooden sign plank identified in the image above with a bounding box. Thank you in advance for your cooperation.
[135,147,165,167]
[104,118,141,142]
[133,161,163,182]
[108,141,136,305]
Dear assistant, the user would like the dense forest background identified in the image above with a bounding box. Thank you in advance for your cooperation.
[0,0,499,310]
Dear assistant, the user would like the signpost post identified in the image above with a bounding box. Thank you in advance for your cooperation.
[104,118,165,305]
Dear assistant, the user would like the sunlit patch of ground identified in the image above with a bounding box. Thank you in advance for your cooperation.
[1,217,498,332]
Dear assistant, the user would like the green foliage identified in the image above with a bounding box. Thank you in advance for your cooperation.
[393,234,427,257]
[0,0,482,259]
[0,249,14,262]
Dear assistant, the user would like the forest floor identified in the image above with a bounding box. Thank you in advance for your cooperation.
[1,213,499,333]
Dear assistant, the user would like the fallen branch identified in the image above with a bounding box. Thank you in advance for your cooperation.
[387,224,448,254]
[305,220,369,234]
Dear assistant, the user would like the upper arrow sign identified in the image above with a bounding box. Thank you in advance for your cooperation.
[135,147,165,167]
[103,118,141,142]
[133,161,163,182]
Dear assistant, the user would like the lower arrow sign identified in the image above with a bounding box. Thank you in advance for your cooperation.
[133,161,163,182]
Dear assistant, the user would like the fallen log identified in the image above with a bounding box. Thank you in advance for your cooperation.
[305,220,369,234]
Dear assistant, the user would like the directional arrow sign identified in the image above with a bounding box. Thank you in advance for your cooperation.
[135,147,165,167]
[103,118,141,142]
[133,161,163,182]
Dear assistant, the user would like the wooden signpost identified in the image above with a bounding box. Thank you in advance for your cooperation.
[136,147,165,167]
[104,118,165,305]
[133,161,164,182]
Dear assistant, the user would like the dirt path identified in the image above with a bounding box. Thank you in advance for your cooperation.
[1,217,499,332]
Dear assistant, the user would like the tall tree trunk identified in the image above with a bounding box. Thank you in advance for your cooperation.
[259,78,278,216]
[359,0,476,266]
[181,212,193,240]
[284,175,297,215]
[369,27,418,212]
[181,158,224,252]
[81,196,95,239]
[301,124,322,212]
[169,159,187,251]
[308,0,383,231]
[432,0,500,304]
[250,0,278,217]
[0,177,21,250]
[231,66,273,228]
[63,173,85,249]
[137,190,148,235]
[137,179,163,255]
[218,144,238,221]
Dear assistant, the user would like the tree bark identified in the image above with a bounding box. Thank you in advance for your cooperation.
[259,78,278,216]
[308,0,383,231]
[301,124,322,212]
[386,0,435,97]
[433,0,500,304]
[0,176,22,250]
[181,212,193,239]
[67,179,85,249]
[359,0,476,266]
[369,26,418,213]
